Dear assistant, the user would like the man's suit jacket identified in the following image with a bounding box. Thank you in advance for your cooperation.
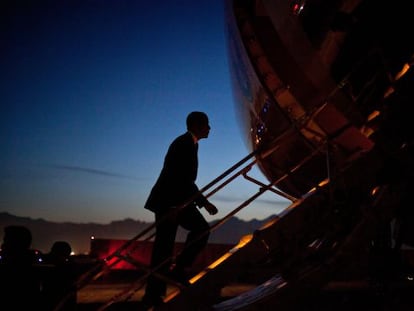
[144,132,208,213]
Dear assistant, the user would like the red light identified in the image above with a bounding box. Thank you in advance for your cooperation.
[293,4,299,12]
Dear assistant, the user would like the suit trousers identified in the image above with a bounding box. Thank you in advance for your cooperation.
[144,204,210,298]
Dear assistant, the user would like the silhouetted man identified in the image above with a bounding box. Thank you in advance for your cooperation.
[42,241,77,310]
[0,225,42,309]
[142,111,218,308]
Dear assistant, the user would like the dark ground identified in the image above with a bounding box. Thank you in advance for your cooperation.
[75,269,414,311]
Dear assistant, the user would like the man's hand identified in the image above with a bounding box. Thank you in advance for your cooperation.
[204,201,218,215]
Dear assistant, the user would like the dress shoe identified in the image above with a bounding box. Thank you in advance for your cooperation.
[167,266,190,286]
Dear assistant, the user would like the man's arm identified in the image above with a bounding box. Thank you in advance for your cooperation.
[198,195,218,215]
[203,201,218,215]
[194,193,217,215]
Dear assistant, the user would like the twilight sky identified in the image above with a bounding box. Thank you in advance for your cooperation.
[1,0,290,224]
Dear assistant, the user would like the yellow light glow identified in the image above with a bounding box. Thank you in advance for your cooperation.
[188,235,254,284]
[261,217,279,230]
[307,179,328,194]
[367,110,380,122]
[395,63,410,80]
[209,253,232,269]
[236,234,253,248]
[318,179,329,187]
[164,289,180,302]
[361,126,375,137]
[189,271,206,283]
[371,186,380,196]
[384,86,395,98]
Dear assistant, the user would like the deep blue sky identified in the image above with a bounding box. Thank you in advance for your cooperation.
[1,0,290,224]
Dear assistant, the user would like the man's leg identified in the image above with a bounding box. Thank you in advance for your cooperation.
[143,210,177,305]
[174,206,210,273]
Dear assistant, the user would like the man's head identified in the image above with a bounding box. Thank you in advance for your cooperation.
[1,225,32,253]
[186,111,210,139]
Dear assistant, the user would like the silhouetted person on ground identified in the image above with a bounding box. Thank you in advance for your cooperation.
[0,225,42,309]
[142,111,218,308]
[0,225,37,264]
[41,240,77,310]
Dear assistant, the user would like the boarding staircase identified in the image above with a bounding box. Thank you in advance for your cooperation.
[52,112,398,311]
[54,53,413,311]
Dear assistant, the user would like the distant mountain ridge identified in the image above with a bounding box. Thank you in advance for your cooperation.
[0,212,275,254]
